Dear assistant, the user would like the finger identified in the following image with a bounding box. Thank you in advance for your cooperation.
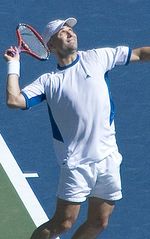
[6,47,19,57]
[6,49,15,57]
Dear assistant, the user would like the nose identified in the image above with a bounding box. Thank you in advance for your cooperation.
[67,31,73,38]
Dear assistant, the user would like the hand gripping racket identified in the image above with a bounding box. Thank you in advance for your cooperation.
[14,23,49,60]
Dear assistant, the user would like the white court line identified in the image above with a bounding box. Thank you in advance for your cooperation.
[24,173,39,178]
[0,134,60,239]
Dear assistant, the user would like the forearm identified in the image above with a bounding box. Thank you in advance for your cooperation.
[6,73,25,108]
[131,47,150,62]
[5,54,26,109]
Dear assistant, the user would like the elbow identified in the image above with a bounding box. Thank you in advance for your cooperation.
[6,98,18,108]
[6,93,26,109]
[6,96,20,108]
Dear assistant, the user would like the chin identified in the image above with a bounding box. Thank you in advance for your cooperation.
[69,48,77,55]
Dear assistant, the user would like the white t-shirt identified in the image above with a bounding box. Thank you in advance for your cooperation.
[22,46,131,168]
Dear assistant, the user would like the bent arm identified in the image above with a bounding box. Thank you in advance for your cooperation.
[130,47,150,62]
[6,74,26,109]
[4,47,26,109]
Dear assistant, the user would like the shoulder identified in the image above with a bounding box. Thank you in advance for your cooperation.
[38,72,52,82]
[36,72,58,86]
[79,46,130,56]
[78,48,113,61]
[78,49,101,62]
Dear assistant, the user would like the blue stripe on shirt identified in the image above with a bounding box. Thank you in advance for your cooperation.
[47,105,64,142]
[104,72,115,125]
[125,48,132,65]
[21,92,46,109]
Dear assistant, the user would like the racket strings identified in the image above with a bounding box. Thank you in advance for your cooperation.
[19,26,49,59]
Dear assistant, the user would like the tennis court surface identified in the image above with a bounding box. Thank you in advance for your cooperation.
[0,0,150,238]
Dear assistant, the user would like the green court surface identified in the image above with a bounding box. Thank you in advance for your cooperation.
[0,165,36,239]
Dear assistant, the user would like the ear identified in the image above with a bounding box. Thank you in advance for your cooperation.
[47,40,55,53]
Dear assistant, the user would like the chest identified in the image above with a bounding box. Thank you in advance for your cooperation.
[57,63,108,101]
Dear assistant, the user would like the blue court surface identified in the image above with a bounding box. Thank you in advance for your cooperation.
[0,0,150,238]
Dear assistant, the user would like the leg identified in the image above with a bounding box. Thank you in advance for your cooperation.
[30,198,81,239]
[72,197,115,239]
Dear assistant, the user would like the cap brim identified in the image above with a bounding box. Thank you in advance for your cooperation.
[64,17,77,28]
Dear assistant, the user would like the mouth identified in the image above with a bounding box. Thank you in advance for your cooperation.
[67,37,74,42]
[67,37,77,46]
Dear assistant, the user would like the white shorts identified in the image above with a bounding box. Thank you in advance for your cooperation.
[57,150,123,202]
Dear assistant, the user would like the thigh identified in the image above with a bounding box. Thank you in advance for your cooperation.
[53,198,81,224]
[87,197,115,223]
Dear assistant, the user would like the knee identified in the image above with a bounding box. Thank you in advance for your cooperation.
[98,218,109,230]
[60,219,74,232]
[87,216,109,232]
[51,215,76,233]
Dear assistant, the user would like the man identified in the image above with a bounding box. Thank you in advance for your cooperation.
[4,17,150,239]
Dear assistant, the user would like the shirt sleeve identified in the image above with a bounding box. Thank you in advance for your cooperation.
[94,46,132,72]
[21,73,49,109]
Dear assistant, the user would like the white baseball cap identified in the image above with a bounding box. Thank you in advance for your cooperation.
[42,17,77,45]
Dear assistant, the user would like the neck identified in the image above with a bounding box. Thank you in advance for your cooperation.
[57,51,77,67]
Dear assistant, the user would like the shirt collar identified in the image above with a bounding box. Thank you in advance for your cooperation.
[57,54,80,70]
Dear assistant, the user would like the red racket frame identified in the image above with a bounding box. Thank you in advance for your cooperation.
[16,23,49,61]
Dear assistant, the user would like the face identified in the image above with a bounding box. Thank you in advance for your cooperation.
[47,25,78,57]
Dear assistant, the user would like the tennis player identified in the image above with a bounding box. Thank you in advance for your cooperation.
[4,17,150,239]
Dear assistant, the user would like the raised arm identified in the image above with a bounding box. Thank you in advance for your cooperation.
[130,47,150,62]
[4,47,26,109]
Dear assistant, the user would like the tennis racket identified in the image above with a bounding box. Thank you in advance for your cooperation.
[10,23,50,60]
